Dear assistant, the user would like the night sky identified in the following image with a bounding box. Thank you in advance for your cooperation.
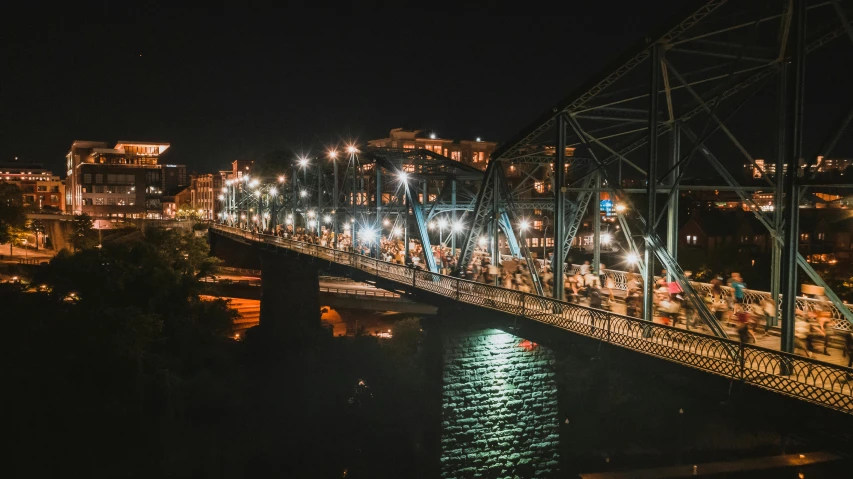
[0,1,697,174]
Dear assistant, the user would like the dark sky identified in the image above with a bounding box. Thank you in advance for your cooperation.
[2,1,705,174]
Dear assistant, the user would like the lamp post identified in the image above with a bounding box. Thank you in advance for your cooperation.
[328,149,339,248]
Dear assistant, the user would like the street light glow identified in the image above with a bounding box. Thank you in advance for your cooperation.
[300,190,308,197]
[452,222,464,232]
[601,233,611,243]
[478,236,488,247]
[269,187,277,196]
[308,220,316,228]
[328,149,338,159]
[218,194,225,200]
[221,187,228,193]
[392,227,402,237]
[615,204,626,213]
[360,228,377,242]
[626,253,638,264]
[323,215,331,223]
[519,220,530,230]
[398,172,409,182]
[437,218,448,230]
[346,145,358,154]
[278,175,285,183]
[250,179,259,187]
[428,221,436,230]
[429,132,436,139]
[299,157,309,167]
[307,210,316,218]
[383,218,390,227]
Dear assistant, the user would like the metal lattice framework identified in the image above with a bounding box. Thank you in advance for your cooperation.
[220,0,853,352]
[460,0,853,344]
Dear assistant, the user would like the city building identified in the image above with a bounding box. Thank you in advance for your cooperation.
[189,173,223,221]
[0,162,65,211]
[367,128,497,170]
[161,164,189,195]
[64,141,178,219]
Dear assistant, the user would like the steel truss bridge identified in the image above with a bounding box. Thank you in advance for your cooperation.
[212,224,853,414]
[219,0,853,355]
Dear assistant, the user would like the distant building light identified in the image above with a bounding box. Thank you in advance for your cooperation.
[476,137,481,142]
[429,132,437,139]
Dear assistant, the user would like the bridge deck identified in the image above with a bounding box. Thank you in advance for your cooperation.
[211,224,853,415]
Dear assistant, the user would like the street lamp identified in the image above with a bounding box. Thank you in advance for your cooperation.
[278,175,285,183]
[519,219,530,252]
[601,233,611,244]
[328,149,339,248]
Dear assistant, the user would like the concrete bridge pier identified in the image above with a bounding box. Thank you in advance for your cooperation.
[258,251,321,342]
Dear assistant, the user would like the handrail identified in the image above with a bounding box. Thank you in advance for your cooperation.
[211,224,853,414]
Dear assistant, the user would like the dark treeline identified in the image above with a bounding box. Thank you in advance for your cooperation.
[3,229,425,478]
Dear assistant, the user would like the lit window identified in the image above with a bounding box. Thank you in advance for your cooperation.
[534,181,545,193]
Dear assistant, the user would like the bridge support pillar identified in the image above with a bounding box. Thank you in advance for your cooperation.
[259,251,321,341]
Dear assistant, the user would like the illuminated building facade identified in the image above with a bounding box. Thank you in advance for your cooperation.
[0,162,65,211]
[64,141,177,218]
[367,128,496,170]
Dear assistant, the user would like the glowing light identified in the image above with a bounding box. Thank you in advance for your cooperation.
[428,221,436,230]
[250,179,259,187]
[308,220,316,228]
[285,218,293,225]
[429,132,436,139]
[615,204,626,213]
[601,233,611,243]
[328,149,338,159]
[437,218,448,230]
[299,157,309,167]
[278,175,285,183]
[221,187,228,193]
[218,194,225,200]
[360,228,377,242]
[383,218,390,227]
[323,215,331,223]
[392,227,402,237]
[478,236,488,247]
[307,210,316,218]
[626,253,638,264]
[346,145,358,154]
[300,190,308,197]
[269,187,277,196]
[452,222,464,232]
[254,190,261,197]
[476,137,482,142]
[519,220,530,230]
[398,172,409,182]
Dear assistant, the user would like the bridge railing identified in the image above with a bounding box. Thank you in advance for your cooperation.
[212,224,853,414]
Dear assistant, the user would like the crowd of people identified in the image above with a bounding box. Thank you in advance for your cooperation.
[251,223,853,362]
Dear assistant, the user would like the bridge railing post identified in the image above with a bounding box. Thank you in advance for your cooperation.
[455,278,460,301]
[521,292,526,318]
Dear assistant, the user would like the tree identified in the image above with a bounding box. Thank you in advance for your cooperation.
[68,213,98,251]
[0,182,26,247]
